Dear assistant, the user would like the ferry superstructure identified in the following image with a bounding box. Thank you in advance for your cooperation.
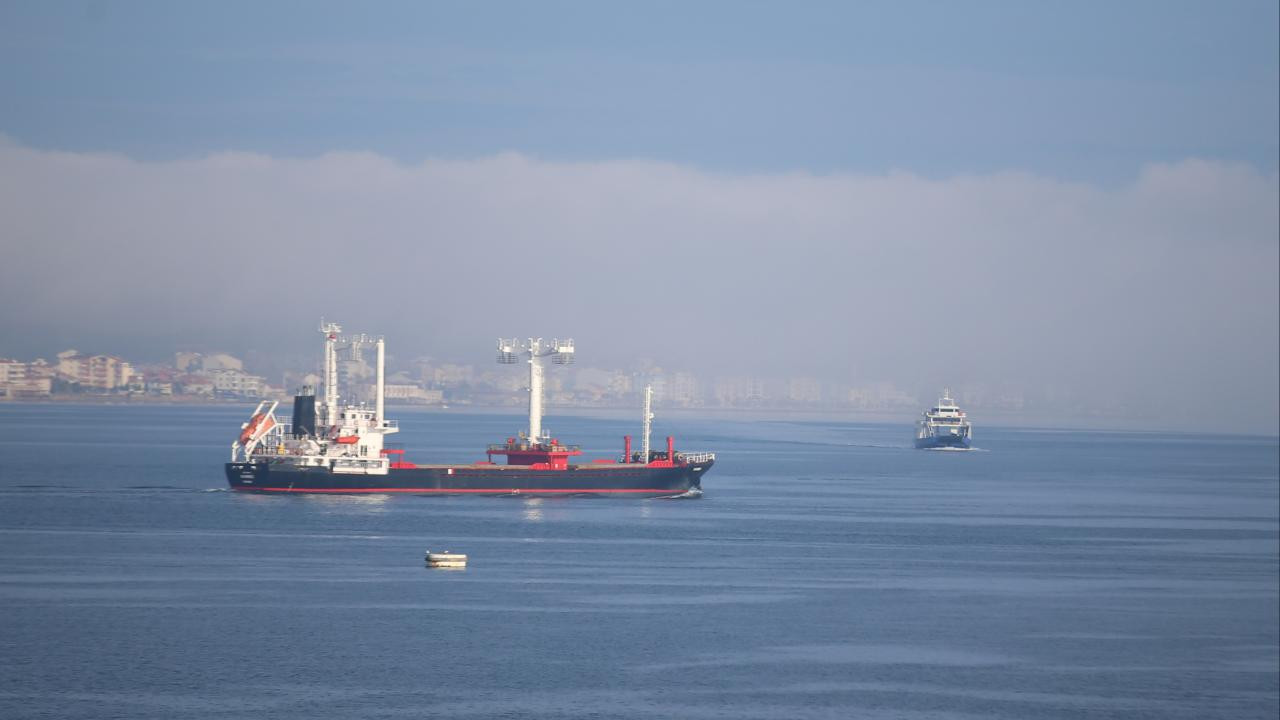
[914,389,972,449]
[225,324,714,495]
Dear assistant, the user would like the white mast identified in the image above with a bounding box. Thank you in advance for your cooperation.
[528,345,545,440]
[320,321,342,428]
[641,383,654,462]
[497,337,574,443]
[375,336,385,427]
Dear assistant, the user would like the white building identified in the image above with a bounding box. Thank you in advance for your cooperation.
[201,353,244,372]
[56,352,133,390]
[0,359,53,398]
[208,369,267,397]
[383,384,445,404]
[787,377,823,405]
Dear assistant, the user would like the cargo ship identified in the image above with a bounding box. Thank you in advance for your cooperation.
[914,388,972,449]
[225,324,714,495]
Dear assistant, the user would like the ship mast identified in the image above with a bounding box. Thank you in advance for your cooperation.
[320,320,342,428]
[497,337,575,443]
[641,383,654,462]
[375,336,385,427]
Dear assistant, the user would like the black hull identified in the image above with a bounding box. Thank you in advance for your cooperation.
[225,459,712,497]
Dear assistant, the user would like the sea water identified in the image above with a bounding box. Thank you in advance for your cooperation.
[0,403,1276,719]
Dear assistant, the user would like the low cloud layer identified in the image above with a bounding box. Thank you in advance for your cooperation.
[1,140,1276,432]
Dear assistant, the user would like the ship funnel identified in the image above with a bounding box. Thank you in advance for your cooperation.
[292,386,316,437]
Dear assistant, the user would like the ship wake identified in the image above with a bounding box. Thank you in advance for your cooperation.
[661,487,704,499]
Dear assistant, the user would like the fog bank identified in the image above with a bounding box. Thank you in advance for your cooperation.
[1,140,1276,432]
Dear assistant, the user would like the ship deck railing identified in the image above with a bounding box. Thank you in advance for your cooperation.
[677,452,716,463]
[486,443,583,453]
[264,416,398,435]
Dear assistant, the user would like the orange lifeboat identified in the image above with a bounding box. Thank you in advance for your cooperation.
[238,413,276,445]
[334,435,360,444]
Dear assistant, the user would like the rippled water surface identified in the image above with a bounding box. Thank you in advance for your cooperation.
[0,404,1276,719]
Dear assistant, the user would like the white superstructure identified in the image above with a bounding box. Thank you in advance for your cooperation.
[230,323,399,475]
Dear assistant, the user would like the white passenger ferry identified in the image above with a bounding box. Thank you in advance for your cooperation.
[914,389,972,449]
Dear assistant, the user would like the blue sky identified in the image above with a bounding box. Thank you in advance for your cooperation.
[2,1,1276,179]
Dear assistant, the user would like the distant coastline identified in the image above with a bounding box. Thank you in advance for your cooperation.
[2,395,1273,438]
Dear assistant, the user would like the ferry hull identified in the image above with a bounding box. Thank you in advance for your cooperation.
[225,460,712,496]
[914,434,971,449]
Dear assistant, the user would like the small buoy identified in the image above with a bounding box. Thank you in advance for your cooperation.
[425,550,467,568]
